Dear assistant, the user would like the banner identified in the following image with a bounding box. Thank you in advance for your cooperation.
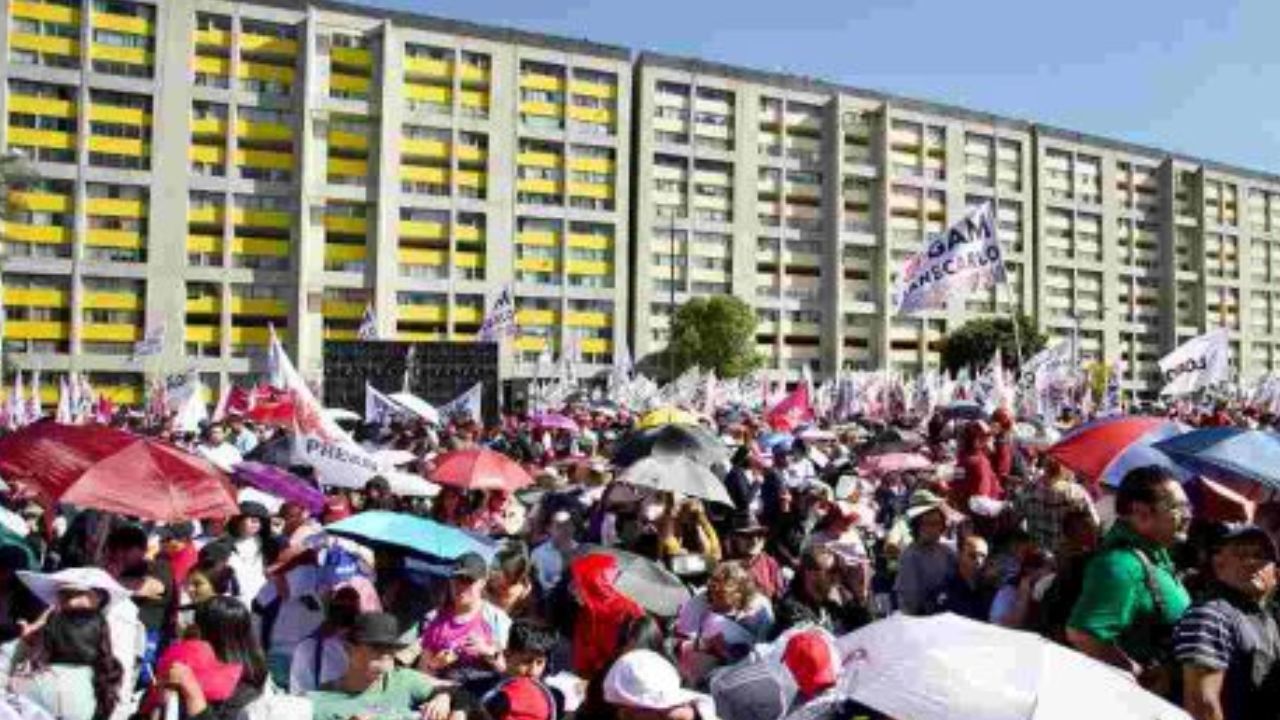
[438,382,483,425]
[478,287,517,342]
[132,323,165,360]
[365,383,404,425]
[293,434,385,490]
[1159,328,1231,397]
[892,202,1004,314]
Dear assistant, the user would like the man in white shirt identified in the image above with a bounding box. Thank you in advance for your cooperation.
[196,425,243,473]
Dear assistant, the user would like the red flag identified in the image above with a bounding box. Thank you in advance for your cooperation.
[247,385,296,425]
[765,383,814,432]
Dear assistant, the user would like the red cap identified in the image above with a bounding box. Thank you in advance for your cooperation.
[782,630,837,698]
[489,677,553,720]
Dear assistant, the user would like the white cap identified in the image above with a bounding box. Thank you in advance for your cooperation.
[603,650,709,712]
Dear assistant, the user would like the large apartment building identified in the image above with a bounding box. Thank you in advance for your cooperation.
[2,0,1279,403]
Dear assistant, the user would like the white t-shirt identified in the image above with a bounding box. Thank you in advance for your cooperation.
[289,635,348,694]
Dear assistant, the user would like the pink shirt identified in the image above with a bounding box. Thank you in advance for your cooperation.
[420,608,494,663]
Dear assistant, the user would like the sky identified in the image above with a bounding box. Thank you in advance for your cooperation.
[359,0,1280,174]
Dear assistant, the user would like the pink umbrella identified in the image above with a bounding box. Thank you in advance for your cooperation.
[858,452,934,477]
[530,412,580,433]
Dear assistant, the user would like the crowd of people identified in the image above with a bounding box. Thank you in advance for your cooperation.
[0,397,1277,720]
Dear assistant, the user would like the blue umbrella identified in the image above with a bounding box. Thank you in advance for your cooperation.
[325,510,497,564]
[1154,428,1280,490]
[757,432,794,453]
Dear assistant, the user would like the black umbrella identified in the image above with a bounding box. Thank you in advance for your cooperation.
[244,433,292,468]
[611,423,729,468]
[617,456,734,506]
[942,401,989,421]
[576,545,691,617]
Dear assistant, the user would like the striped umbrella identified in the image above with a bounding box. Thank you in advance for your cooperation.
[1048,415,1191,488]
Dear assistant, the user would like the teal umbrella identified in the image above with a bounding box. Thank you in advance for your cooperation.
[1154,428,1280,490]
[325,510,497,564]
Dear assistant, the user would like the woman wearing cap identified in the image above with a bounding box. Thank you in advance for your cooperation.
[224,502,282,611]
[601,649,714,720]
[954,421,1002,513]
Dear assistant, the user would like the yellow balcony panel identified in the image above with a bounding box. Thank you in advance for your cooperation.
[330,73,370,93]
[324,243,366,263]
[9,191,71,213]
[83,291,141,311]
[327,157,367,177]
[401,138,448,159]
[11,0,79,24]
[400,164,448,184]
[10,94,74,118]
[229,326,276,344]
[459,64,488,84]
[568,182,612,200]
[453,306,482,323]
[516,257,556,273]
[3,287,68,307]
[404,83,450,103]
[84,229,142,249]
[570,81,616,100]
[239,33,298,57]
[90,44,151,66]
[517,151,560,169]
[397,247,446,266]
[5,224,71,245]
[193,28,230,49]
[89,104,148,125]
[517,178,561,195]
[237,119,292,142]
[456,170,485,189]
[190,144,225,164]
[88,135,146,156]
[568,106,612,124]
[237,149,293,170]
[86,197,145,218]
[187,206,224,225]
[566,311,609,328]
[581,338,612,354]
[323,215,367,235]
[568,157,613,173]
[331,46,372,68]
[568,233,611,250]
[451,332,477,342]
[233,209,291,229]
[398,220,447,241]
[325,327,358,341]
[194,55,229,75]
[567,259,610,275]
[460,89,489,109]
[397,305,446,323]
[185,297,219,314]
[4,321,69,340]
[404,57,451,79]
[191,117,226,137]
[328,130,368,151]
[231,237,289,257]
[322,300,364,319]
[456,225,482,243]
[515,335,548,352]
[81,323,141,342]
[10,32,78,56]
[456,145,486,164]
[517,231,558,247]
[520,73,564,92]
[519,100,562,118]
[454,252,483,269]
[238,61,295,84]
[96,384,140,404]
[92,11,152,35]
[187,235,219,253]
[231,297,287,316]
[7,127,74,151]
[184,325,219,343]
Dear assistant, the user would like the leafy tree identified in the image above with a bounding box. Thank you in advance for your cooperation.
[666,295,763,380]
[940,314,1046,376]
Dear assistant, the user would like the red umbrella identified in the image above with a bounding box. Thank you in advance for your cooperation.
[1047,415,1190,489]
[429,447,533,492]
[0,422,239,522]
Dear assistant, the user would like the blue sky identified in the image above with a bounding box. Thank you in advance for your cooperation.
[360,0,1280,173]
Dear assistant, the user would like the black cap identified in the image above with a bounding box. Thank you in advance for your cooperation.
[350,612,407,649]
[451,552,488,581]
[161,522,195,542]
[1211,524,1278,561]
[728,512,768,536]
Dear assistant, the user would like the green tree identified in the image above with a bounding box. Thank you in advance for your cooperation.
[940,314,1046,375]
[666,295,762,379]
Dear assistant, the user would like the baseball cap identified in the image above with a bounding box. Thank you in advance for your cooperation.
[451,551,489,581]
[604,649,706,711]
[350,612,408,649]
[781,629,838,698]
[1211,523,1278,561]
[485,677,554,720]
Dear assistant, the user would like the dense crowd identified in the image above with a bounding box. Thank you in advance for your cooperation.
[0,398,1276,720]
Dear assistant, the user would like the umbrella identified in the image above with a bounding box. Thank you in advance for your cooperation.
[1048,415,1191,487]
[611,423,729,468]
[383,470,441,498]
[638,406,700,429]
[616,456,733,506]
[0,422,238,522]
[798,427,836,443]
[857,452,933,477]
[232,461,326,516]
[1154,428,1280,490]
[530,412,580,433]
[576,546,691,617]
[757,432,795,453]
[430,447,533,492]
[388,392,440,425]
[326,510,496,563]
[373,449,418,467]
[244,433,292,468]
[322,407,361,423]
[835,613,1189,720]
[942,401,989,421]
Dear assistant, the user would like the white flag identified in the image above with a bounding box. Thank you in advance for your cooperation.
[892,202,1005,314]
[1159,328,1231,397]
[268,325,352,442]
[56,376,72,424]
[478,287,517,342]
[8,372,27,428]
[26,369,41,422]
[132,323,165,359]
[365,383,404,425]
[439,382,483,425]
[357,304,378,341]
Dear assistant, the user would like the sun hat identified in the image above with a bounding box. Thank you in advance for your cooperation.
[903,489,951,521]
[17,567,130,609]
[603,649,707,711]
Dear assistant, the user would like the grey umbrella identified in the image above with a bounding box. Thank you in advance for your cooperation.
[576,545,691,617]
[617,455,734,507]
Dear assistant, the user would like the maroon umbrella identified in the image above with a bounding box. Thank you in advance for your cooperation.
[0,422,239,522]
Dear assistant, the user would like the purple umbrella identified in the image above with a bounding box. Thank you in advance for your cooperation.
[232,461,326,516]
[530,412,580,433]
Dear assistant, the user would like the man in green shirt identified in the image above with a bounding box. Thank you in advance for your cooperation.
[309,612,457,720]
[1068,466,1192,696]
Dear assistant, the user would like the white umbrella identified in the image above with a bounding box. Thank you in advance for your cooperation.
[835,613,1189,720]
[323,407,362,423]
[388,393,441,425]
[385,470,441,498]
[374,449,418,467]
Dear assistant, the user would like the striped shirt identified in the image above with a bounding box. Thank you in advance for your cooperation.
[1173,593,1280,720]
